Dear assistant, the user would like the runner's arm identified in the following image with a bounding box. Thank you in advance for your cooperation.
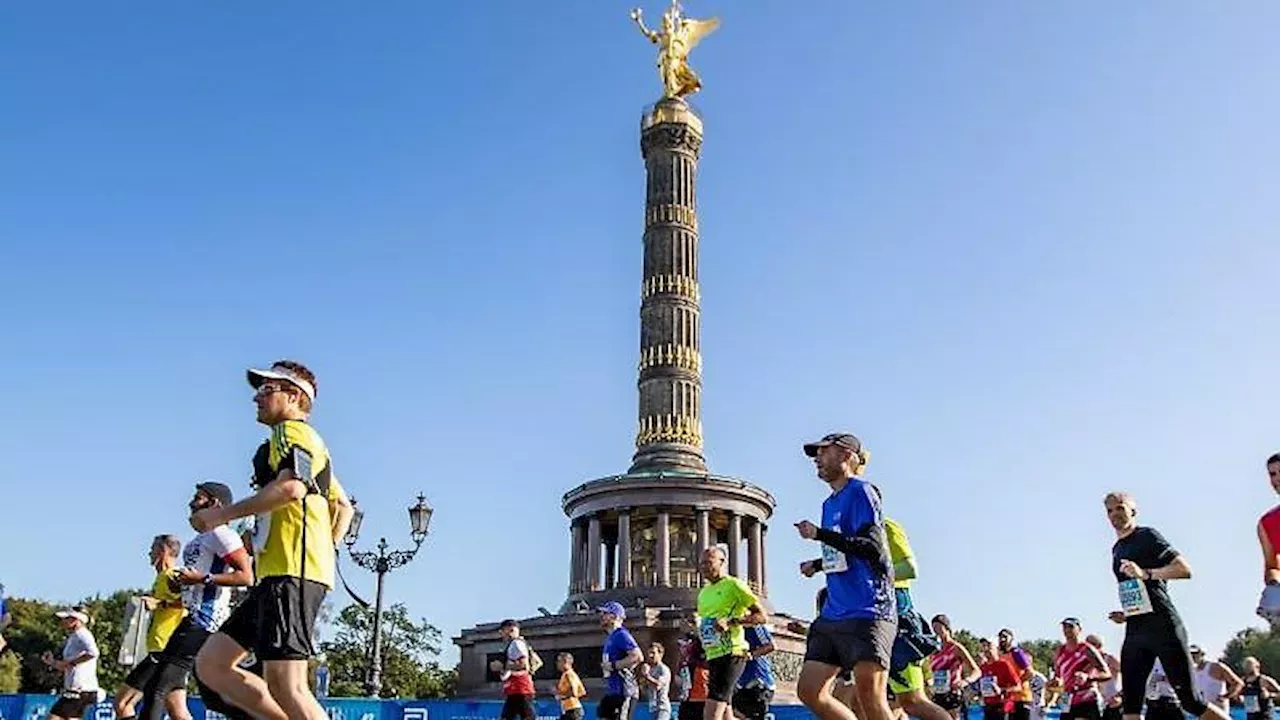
[1261,675,1280,695]
[813,523,890,575]
[610,647,644,672]
[1260,522,1280,585]
[750,639,775,658]
[212,548,254,587]
[731,602,767,628]
[958,647,982,686]
[1085,647,1112,682]
[216,470,307,522]
[1139,554,1192,581]
[1213,662,1244,698]
[328,478,354,545]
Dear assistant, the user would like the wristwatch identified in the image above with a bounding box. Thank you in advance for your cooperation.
[202,574,215,586]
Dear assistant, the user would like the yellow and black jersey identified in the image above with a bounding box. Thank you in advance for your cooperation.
[250,419,347,588]
[147,571,186,652]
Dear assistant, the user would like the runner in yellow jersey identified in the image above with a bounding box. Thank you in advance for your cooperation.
[114,534,187,720]
[192,360,354,720]
[883,516,953,720]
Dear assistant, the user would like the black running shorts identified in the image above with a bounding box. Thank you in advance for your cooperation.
[934,692,963,711]
[705,655,746,702]
[501,693,535,720]
[805,617,896,670]
[219,576,326,662]
[124,654,161,690]
[731,686,773,720]
[677,700,704,720]
[1062,702,1102,720]
[598,695,634,720]
[49,691,97,720]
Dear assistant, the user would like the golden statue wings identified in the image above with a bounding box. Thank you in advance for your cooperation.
[630,2,720,99]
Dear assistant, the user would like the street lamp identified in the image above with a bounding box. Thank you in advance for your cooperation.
[344,493,433,697]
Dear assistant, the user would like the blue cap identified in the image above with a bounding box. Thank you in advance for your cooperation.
[597,601,626,619]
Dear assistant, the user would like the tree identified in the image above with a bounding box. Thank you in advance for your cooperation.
[320,602,456,699]
[0,650,21,693]
[1019,638,1063,675]
[952,628,982,660]
[4,591,142,693]
[1223,627,1280,674]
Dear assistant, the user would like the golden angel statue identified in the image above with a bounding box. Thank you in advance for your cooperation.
[630,1,720,99]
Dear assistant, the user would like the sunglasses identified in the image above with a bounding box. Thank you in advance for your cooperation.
[255,382,290,397]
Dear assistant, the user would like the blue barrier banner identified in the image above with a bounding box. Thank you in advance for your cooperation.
[0,695,1247,720]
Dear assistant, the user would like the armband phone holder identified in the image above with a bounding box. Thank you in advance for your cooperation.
[293,447,320,494]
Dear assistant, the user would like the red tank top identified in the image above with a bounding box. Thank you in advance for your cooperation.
[1054,643,1099,705]
[931,643,962,688]
[1261,506,1280,555]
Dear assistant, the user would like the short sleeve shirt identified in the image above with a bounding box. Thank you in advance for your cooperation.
[1111,526,1181,631]
[252,420,348,588]
[820,478,895,621]
[695,576,757,660]
[147,571,186,653]
[603,627,640,697]
[63,628,100,692]
[180,526,245,632]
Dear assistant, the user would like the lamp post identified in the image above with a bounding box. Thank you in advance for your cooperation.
[344,493,433,697]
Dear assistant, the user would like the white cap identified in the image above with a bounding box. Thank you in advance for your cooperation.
[56,609,89,623]
[247,363,316,402]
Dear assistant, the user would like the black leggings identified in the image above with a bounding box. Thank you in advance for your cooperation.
[1120,626,1206,716]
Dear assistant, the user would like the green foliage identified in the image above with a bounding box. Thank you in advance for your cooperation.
[320,602,456,699]
[951,628,982,660]
[5,591,144,693]
[1223,626,1280,673]
[0,650,21,693]
[1019,638,1063,675]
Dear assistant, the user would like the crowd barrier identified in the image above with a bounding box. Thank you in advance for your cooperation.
[0,696,1245,720]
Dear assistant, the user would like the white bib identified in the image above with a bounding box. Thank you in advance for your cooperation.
[981,676,998,698]
[698,617,723,648]
[1118,578,1154,616]
[1245,696,1262,714]
[821,526,849,574]
[933,670,951,694]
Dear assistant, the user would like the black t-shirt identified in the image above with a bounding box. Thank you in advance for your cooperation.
[1111,526,1182,631]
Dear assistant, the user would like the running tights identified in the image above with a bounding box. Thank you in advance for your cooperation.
[1120,627,1207,716]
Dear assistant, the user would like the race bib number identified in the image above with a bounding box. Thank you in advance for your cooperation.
[1118,578,1154,616]
[821,529,849,574]
[932,671,950,694]
[981,676,997,698]
[251,512,272,553]
[698,617,723,647]
[1245,696,1261,714]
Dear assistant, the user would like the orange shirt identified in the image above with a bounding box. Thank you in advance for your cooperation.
[688,666,710,702]
[558,669,586,711]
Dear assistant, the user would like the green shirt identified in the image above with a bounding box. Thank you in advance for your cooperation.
[885,517,914,590]
[695,576,758,660]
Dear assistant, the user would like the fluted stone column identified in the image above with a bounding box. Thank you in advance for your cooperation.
[657,510,671,587]
[747,518,762,590]
[587,515,602,591]
[631,99,707,473]
[604,538,616,589]
[760,523,769,596]
[618,510,633,588]
[728,513,742,578]
[570,522,584,593]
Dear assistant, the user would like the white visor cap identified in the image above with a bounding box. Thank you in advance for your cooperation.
[247,364,316,402]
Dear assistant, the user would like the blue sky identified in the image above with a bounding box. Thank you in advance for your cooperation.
[2,1,1279,663]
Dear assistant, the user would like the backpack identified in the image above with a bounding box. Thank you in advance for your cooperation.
[508,638,543,675]
[890,607,943,672]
